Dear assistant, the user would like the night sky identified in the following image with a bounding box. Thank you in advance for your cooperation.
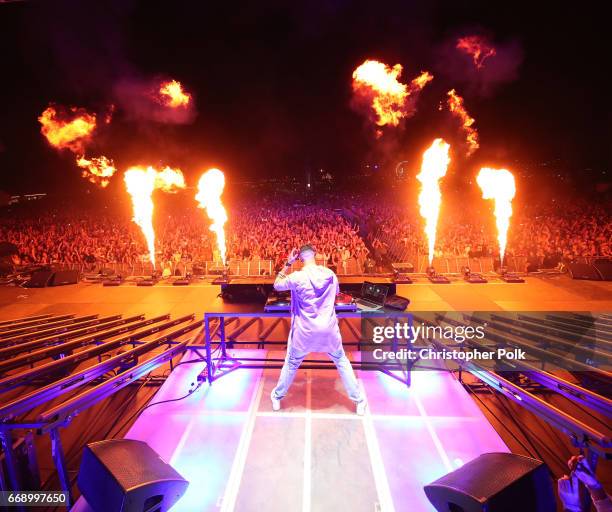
[0,0,608,194]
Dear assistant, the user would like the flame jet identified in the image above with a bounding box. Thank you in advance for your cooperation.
[456,35,497,69]
[351,59,432,127]
[476,168,516,262]
[195,168,228,265]
[446,89,479,156]
[416,139,451,265]
[38,104,97,153]
[124,166,186,268]
[76,155,117,187]
[124,168,157,268]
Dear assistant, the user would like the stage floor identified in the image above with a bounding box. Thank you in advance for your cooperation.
[73,349,508,512]
[0,274,611,322]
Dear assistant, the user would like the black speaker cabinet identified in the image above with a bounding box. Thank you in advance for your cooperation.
[566,263,602,281]
[78,439,189,512]
[23,270,54,288]
[592,261,612,281]
[424,453,555,512]
[50,269,79,286]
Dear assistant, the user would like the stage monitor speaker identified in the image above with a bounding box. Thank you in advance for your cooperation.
[567,263,602,281]
[78,439,189,512]
[23,270,54,288]
[592,261,612,281]
[50,269,79,286]
[424,453,555,512]
[220,283,269,303]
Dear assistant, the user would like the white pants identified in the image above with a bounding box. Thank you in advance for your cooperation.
[271,345,364,403]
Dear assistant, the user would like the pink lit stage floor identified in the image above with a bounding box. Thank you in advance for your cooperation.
[74,349,508,512]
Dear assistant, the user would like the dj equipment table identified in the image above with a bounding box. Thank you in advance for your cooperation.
[202,311,416,387]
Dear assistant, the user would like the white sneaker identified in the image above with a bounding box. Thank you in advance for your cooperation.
[356,400,367,416]
[271,394,281,411]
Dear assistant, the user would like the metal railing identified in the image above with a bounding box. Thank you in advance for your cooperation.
[79,257,367,278]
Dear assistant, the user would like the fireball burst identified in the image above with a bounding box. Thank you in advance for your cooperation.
[446,89,479,156]
[409,71,434,92]
[456,36,497,69]
[416,138,451,265]
[195,168,228,265]
[124,166,186,267]
[158,80,191,108]
[476,168,516,262]
[352,59,432,127]
[39,104,97,153]
[76,155,117,187]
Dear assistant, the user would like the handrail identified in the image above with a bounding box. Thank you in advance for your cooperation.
[0,314,101,346]
[0,314,145,373]
[436,314,612,378]
[0,314,54,328]
[39,340,190,427]
[0,314,179,392]
[0,314,74,333]
[0,314,138,360]
[0,314,98,340]
[419,313,612,416]
[418,314,612,417]
[0,320,200,421]
[492,314,608,347]
[461,313,612,366]
[427,336,611,453]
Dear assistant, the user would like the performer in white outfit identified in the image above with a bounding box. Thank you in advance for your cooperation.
[271,244,366,415]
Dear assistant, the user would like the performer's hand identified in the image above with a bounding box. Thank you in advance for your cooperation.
[569,455,602,490]
[557,474,590,512]
[287,248,299,265]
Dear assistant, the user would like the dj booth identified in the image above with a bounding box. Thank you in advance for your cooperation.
[202,308,416,388]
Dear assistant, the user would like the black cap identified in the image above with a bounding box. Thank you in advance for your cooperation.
[299,244,315,255]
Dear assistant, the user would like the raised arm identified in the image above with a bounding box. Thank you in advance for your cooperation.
[274,248,299,292]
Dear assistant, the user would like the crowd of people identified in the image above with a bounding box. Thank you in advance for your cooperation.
[228,203,370,272]
[368,200,611,268]
[0,200,371,274]
[0,193,609,274]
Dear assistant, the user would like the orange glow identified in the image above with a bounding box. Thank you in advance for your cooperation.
[124,165,186,267]
[476,167,516,262]
[456,35,496,69]
[38,104,96,153]
[195,168,228,265]
[446,89,479,156]
[157,79,191,108]
[75,155,117,187]
[416,138,451,265]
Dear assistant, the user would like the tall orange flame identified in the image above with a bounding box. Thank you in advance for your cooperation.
[76,155,117,187]
[195,168,228,265]
[446,89,479,156]
[352,60,433,127]
[38,104,97,153]
[157,79,191,108]
[456,36,496,69]
[476,167,516,262]
[416,138,451,265]
[124,167,157,267]
[124,166,186,268]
